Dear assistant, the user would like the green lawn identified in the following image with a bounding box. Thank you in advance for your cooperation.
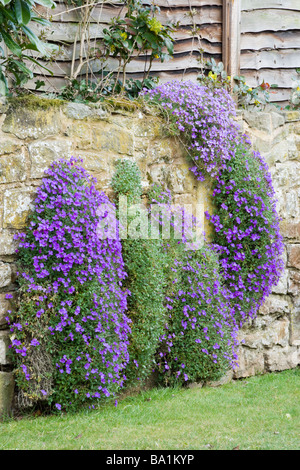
[1,368,299,450]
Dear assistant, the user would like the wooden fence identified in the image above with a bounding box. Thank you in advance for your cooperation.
[24,0,300,103]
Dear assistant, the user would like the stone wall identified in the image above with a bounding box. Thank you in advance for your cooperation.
[0,96,299,414]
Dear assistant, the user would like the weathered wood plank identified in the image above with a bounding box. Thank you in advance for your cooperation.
[27,51,210,77]
[53,0,222,8]
[148,0,222,6]
[223,0,241,76]
[241,49,300,70]
[24,73,291,104]
[42,36,220,62]
[24,68,202,93]
[241,31,300,51]
[33,11,222,42]
[176,25,222,42]
[240,68,299,88]
[241,9,300,33]
[242,0,300,11]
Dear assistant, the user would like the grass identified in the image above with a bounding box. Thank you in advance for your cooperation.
[0,368,299,450]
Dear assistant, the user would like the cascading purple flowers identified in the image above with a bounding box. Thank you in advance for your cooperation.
[143,80,240,181]
[8,157,131,411]
[206,140,284,323]
[143,80,284,328]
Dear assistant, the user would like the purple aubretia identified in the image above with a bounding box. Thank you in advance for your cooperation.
[144,81,284,325]
[10,157,131,412]
[144,80,284,383]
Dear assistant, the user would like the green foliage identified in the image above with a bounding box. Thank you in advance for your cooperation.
[0,0,56,95]
[111,160,167,386]
[286,70,300,109]
[10,159,130,412]
[102,0,175,89]
[197,58,278,109]
[57,76,158,103]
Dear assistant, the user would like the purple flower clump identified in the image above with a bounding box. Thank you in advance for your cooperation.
[9,157,131,412]
[144,81,284,327]
[143,80,240,181]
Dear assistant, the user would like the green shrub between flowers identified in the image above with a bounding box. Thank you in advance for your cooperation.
[7,79,284,413]
[111,160,167,387]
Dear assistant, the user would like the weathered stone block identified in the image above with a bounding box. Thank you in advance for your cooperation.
[3,188,34,229]
[132,115,164,138]
[0,292,15,329]
[288,270,300,296]
[64,102,94,120]
[233,346,265,378]
[240,318,289,350]
[259,294,289,316]
[270,112,285,130]
[67,121,94,149]
[280,220,300,240]
[28,140,72,178]
[64,102,107,120]
[0,230,18,256]
[0,330,11,364]
[243,111,273,133]
[167,163,195,194]
[0,139,21,156]
[0,153,26,183]
[284,110,300,122]
[272,269,288,295]
[148,139,173,165]
[92,124,134,155]
[264,345,299,372]
[0,371,14,418]
[273,161,300,189]
[2,106,61,140]
[291,296,300,346]
[287,244,300,270]
[0,262,11,288]
[262,318,290,348]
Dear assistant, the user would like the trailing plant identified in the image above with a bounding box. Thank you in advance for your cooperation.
[7,157,131,412]
[111,160,167,386]
[0,0,56,95]
[156,246,238,386]
[143,80,284,326]
[197,58,278,109]
[206,140,284,323]
[146,183,238,385]
[142,80,240,182]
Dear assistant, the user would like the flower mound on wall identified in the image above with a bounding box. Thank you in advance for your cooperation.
[147,184,238,385]
[143,80,284,325]
[207,141,285,323]
[143,80,240,181]
[8,158,131,412]
[157,246,239,386]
